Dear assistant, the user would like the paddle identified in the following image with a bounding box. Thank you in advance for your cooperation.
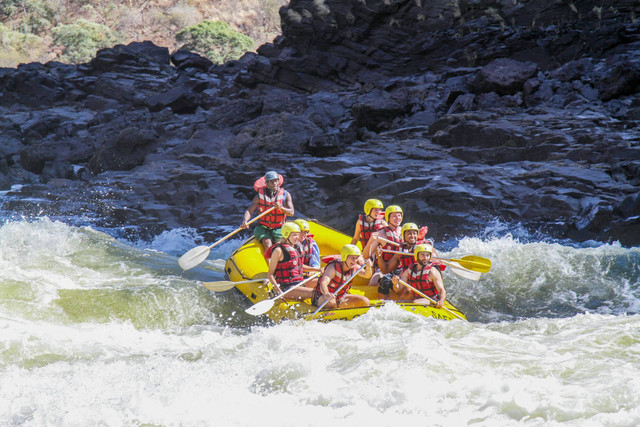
[245,272,321,316]
[397,279,466,321]
[178,207,275,270]
[307,263,366,319]
[378,246,491,273]
[433,255,491,273]
[438,260,482,281]
[378,248,491,273]
[203,278,265,292]
[377,236,401,246]
[380,249,482,281]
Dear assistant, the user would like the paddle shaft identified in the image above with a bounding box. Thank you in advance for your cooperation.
[438,260,482,281]
[272,272,320,299]
[377,236,401,246]
[380,249,481,280]
[178,206,277,270]
[381,249,412,256]
[309,263,366,318]
[433,256,491,272]
[397,279,466,321]
[379,248,489,272]
[209,206,275,250]
[434,256,477,264]
[245,272,320,316]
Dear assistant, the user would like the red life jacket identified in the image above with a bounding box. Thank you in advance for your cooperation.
[297,235,315,266]
[357,213,385,247]
[317,260,357,299]
[257,187,287,229]
[397,242,416,271]
[408,262,439,298]
[380,225,402,262]
[266,243,303,285]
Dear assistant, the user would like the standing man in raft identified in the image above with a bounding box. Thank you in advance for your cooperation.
[241,170,294,251]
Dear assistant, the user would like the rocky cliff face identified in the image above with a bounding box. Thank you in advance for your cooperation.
[0,0,639,245]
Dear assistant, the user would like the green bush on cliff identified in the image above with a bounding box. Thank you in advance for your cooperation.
[176,20,254,64]
[52,18,120,64]
[1,0,55,32]
[0,0,20,17]
[18,0,56,33]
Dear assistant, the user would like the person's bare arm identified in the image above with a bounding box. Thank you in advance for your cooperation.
[266,247,284,293]
[350,221,362,246]
[275,192,294,217]
[241,195,260,228]
[430,269,446,308]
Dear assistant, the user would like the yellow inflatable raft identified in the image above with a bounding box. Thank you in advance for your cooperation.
[223,220,466,322]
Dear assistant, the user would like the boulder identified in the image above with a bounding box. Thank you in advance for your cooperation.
[146,86,200,114]
[228,113,323,158]
[471,58,539,95]
[89,127,159,173]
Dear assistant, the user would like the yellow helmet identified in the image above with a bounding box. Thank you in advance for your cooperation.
[364,199,384,215]
[281,222,301,239]
[401,222,419,237]
[414,243,433,260]
[385,205,403,222]
[340,244,361,261]
[293,219,310,232]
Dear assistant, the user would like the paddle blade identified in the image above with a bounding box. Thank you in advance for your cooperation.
[445,261,482,281]
[457,256,492,273]
[178,245,211,270]
[203,281,237,292]
[203,278,266,292]
[245,299,276,316]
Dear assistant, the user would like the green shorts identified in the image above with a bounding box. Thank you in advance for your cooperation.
[253,224,282,243]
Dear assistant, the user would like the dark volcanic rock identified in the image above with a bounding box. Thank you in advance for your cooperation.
[0,1,639,247]
[228,113,323,158]
[471,58,539,95]
[89,127,159,173]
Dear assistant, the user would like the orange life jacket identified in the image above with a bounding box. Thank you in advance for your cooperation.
[257,187,287,229]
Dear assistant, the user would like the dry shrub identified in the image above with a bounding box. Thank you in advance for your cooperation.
[0,0,289,66]
[166,4,202,29]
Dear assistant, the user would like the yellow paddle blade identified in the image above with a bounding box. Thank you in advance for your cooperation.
[452,256,492,273]
[178,245,210,270]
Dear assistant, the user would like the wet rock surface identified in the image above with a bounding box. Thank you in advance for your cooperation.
[0,0,639,245]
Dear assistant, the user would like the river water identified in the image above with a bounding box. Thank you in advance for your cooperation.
[1,218,639,426]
